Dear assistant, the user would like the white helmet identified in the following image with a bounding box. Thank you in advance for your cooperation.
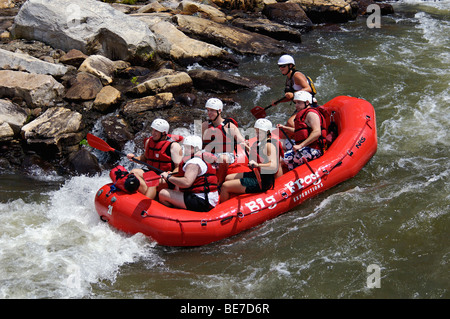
[205,98,223,111]
[151,118,170,134]
[254,118,273,132]
[183,135,202,150]
[277,54,295,66]
[293,91,312,104]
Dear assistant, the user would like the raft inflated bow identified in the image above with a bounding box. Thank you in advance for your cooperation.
[94,96,377,246]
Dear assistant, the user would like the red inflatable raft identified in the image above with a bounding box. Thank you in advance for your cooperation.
[94,96,377,246]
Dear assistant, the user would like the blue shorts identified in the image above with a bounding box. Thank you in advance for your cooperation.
[283,147,323,170]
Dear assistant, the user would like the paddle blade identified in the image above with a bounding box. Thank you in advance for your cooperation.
[251,106,266,119]
[87,134,115,152]
[143,170,161,187]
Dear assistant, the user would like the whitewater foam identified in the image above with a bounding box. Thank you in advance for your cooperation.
[0,174,156,298]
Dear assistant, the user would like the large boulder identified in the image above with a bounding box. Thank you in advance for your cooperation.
[0,99,28,141]
[134,14,237,68]
[11,0,157,63]
[178,0,227,23]
[211,0,271,11]
[289,0,359,24]
[231,17,303,42]
[0,70,64,108]
[174,14,286,56]
[188,70,257,93]
[67,147,102,176]
[78,55,129,85]
[123,93,175,114]
[100,115,134,151]
[126,69,192,96]
[93,86,122,113]
[0,48,69,77]
[262,2,313,32]
[0,99,28,129]
[64,72,103,101]
[21,107,84,155]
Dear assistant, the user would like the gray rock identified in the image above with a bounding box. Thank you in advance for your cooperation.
[21,107,84,155]
[64,72,103,101]
[137,16,237,67]
[262,2,313,32]
[127,69,192,96]
[188,69,257,93]
[174,14,286,56]
[11,0,157,63]
[0,70,64,108]
[0,48,68,76]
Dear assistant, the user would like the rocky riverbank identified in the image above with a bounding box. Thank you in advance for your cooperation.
[0,0,393,177]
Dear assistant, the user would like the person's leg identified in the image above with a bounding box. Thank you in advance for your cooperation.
[224,172,244,181]
[158,189,187,209]
[130,168,160,199]
[220,179,246,203]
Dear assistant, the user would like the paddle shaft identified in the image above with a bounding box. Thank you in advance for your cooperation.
[263,96,286,111]
[87,133,164,174]
[278,127,316,175]
[244,140,262,190]
[116,149,163,174]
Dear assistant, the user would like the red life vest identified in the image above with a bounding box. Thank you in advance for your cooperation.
[294,107,327,150]
[177,152,219,194]
[143,134,183,172]
[109,165,140,193]
[203,118,238,154]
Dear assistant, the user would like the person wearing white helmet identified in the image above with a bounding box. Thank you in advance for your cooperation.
[220,119,283,202]
[202,97,247,184]
[277,54,316,101]
[276,91,327,170]
[159,135,219,212]
[275,54,318,113]
[126,118,183,199]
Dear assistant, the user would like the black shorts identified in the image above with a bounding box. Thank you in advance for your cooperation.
[184,192,212,212]
[240,171,274,193]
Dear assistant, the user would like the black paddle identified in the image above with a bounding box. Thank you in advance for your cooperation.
[243,139,262,190]
[277,127,316,175]
[87,133,164,174]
